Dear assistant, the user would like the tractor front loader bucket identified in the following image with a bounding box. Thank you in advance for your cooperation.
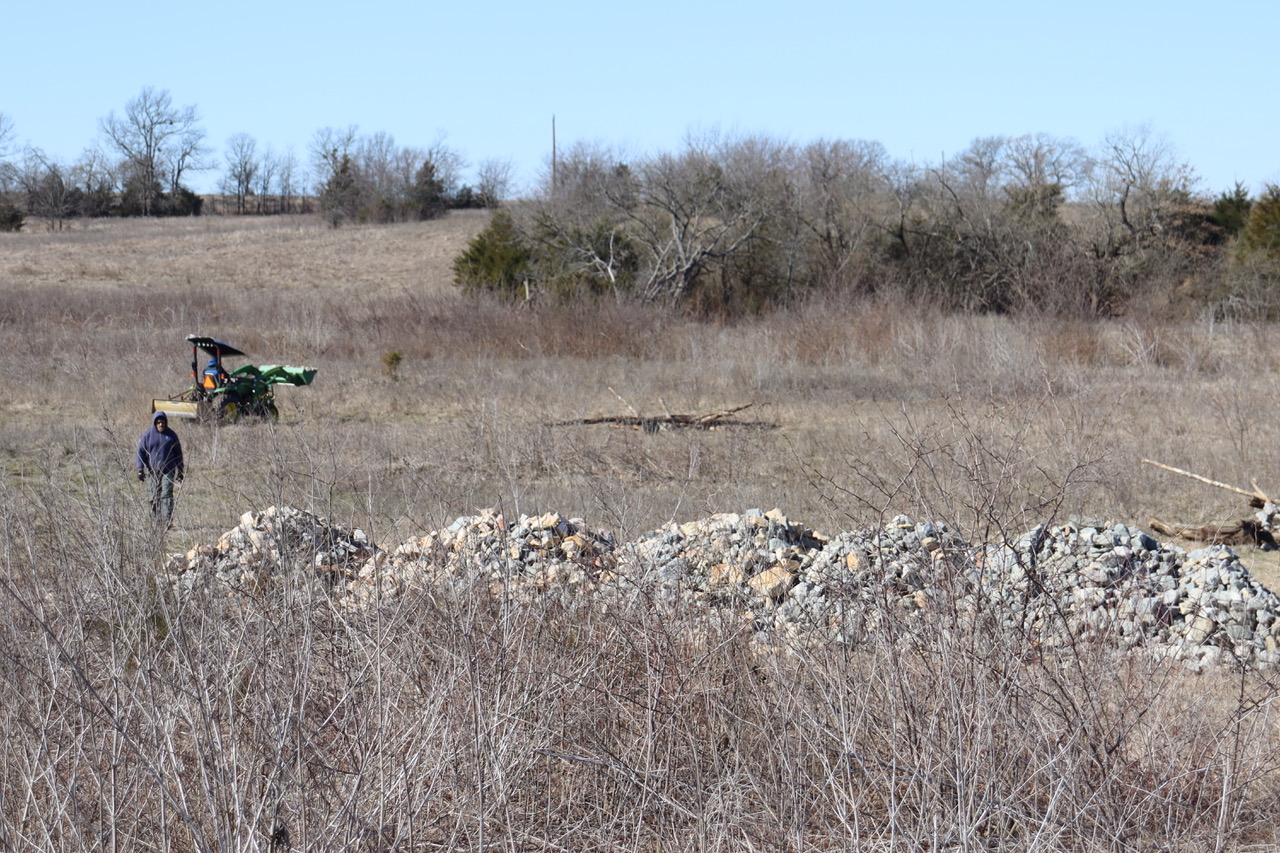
[152,398,201,420]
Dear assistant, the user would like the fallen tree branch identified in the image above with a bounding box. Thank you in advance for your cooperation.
[1141,459,1273,507]
[1148,516,1276,548]
[607,387,640,418]
[553,402,775,432]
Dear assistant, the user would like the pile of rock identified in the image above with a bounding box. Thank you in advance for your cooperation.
[164,506,1280,669]
[977,519,1280,668]
[163,505,377,594]
[341,507,619,605]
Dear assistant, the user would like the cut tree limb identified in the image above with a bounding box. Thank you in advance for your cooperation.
[1141,459,1273,508]
[1148,516,1276,548]
[1142,460,1278,547]
[553,402,775,432]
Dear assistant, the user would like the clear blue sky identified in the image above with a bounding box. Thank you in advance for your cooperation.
[4,0,1277,197]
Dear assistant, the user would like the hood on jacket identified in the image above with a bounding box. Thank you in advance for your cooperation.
[153,411,169,427]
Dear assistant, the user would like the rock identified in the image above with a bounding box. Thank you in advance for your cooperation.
[747,565,796,600]
[163,504,1280,670]
[709,563,745,587]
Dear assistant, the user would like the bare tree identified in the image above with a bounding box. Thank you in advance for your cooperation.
[277,147,300,214]
[954,134,1009,198]
[424,136,464,200]
[309,127,464,224]
[255,148,279,214]
[794,138,890,289]
[100,87,207,215]
[539,140,632,213]
[476,157,514,208]
[223,132,259,215]
[0,112,16,194]
[1081,124,1198,258]
[357,130,399,203]
[887,134,1090,312]
[70,145,119,217]
[0,111,13,155]
[310,126,361,225]
[309,125,359,191]
[169,123,210,197]
[529,133,862,305]
[1004,132,1087,193]
[627,146,767,304]
[711,132,811,299]
[18,147,74,228]
[391,144,425,198]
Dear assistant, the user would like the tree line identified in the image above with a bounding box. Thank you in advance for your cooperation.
[3,88,1279,318]
[453,130,1280,318]
[0,87,512,229]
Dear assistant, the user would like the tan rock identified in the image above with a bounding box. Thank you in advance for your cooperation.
[534,566,562,590]
[845,550,868,572]
[709,563,745,586]
[748,565,796,600]
[679,521,705,538]
[561,534,590,559]
[1186,616,1216,644]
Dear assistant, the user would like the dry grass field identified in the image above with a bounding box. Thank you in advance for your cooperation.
[4,213,1280,851]
[5,211,1280,561]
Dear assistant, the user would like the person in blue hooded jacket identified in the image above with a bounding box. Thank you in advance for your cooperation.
[136,411,184,524]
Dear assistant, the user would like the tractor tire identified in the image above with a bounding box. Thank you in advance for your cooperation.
[264,403,279,422]
[219,400,241,424]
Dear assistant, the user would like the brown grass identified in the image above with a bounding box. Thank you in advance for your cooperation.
[3,214,1280,850]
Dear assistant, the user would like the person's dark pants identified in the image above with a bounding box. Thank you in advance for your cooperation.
[147,470,177,524]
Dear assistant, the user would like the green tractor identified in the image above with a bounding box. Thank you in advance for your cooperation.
[152,335,317,423]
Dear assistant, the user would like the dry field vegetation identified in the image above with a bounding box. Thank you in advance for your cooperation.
[4,213,1280,851]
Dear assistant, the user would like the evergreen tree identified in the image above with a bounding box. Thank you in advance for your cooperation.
[319,154,358,227]
[1213,181,1252,236]
[0,198,23,231]
[452,210,532,297]
[411,159,448,220]
[1243,184,1280,258]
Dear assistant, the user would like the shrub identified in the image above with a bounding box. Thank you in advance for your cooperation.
[451,210,533,298]
[1244,184,1280,259]
[380,349,403,380]
[0,199,23,232]
[528,217,641,301]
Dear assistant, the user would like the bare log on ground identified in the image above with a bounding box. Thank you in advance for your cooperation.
[552,402,777,432]
[1147,517,1276,547]
[1143,460,1278,547]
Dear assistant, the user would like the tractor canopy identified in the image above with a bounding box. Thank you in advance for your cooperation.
[186,335,247,358]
